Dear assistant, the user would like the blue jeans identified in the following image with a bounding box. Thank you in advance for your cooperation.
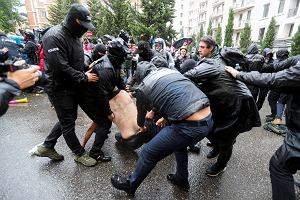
[129,114,213,192]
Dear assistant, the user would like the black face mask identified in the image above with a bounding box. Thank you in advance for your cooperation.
[108,54,125,69]
[65,16,88,38]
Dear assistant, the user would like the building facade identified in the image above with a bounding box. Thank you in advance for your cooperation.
[174,0,300,49]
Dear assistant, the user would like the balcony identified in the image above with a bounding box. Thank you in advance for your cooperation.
[213,0,224,7]
[233,20,250,30]
[233,0,255,12]
[287,7,298,17]
[211,11,223,18]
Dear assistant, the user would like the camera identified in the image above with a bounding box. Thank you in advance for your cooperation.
[0,59,47,84]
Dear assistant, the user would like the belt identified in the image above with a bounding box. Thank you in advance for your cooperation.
[171,119,208,127]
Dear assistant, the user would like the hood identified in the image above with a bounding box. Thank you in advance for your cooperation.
[150,56,168,68]
[276,49,289,61]
[247,43,259,54]
[135,61,157,84]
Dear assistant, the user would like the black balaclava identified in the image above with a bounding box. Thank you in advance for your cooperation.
[65,16,88,38]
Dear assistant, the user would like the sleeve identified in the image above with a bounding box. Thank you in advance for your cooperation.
[184,61,220,82]
[0,80,21,117]
[93,67,114,115]
[43,36,88,84]
[135,89,151,127]
[237,63,300,91]
[262,56,299,72]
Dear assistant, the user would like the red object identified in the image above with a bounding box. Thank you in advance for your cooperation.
[87,31,93,37]
[38,44,44,71]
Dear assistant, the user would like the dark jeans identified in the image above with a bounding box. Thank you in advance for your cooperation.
[129,114,213,192]
[269,130,300,200]
[44,90,111,157]
[275,94,288,119]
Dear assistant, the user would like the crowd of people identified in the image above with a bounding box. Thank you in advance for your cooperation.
[0,3,299,200]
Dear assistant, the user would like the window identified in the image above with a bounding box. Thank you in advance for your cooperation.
[247,10,251,21]
[181,4,183,9]
[259,28,265,40]
[180,13,183,17]
[239,14,243,27]
[278,0,285,13]
[288,24,294,37]
[275,25,280,35]
[263,3,270,17]
[235,32,240,46]
[180,21,182,26]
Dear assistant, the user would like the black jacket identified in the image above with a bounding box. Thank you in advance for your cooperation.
[0,79,21,116]
[184,59,261,142]
[136,67,210,127]
[88,55,125,116]
[237,62,300,132]
[42,24,88,94]
[262,55,300,72]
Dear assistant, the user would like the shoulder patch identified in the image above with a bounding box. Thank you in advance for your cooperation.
[48,47,59,53]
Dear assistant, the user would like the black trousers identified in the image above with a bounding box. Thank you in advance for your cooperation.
[268,90,280,118]
[256,88,269,111]
[44,89,111,158]
[269,130,300,200]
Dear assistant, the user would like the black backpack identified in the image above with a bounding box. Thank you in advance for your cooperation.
[220,47,249,69]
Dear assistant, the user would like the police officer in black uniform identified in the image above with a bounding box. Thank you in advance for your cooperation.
[32,4,102,167]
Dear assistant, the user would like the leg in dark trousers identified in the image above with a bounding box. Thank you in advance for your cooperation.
[269,130,300,200]
[256,88,269,111]
[45,92,85,156]
[268,90,280,118]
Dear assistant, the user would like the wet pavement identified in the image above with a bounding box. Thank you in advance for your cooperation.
[0,93,299,200]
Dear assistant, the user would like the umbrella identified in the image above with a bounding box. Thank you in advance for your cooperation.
[172,37,193,49]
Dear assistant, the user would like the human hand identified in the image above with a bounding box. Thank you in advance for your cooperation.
[7,65,39,89]
[1,47,8,53]
[145,110,155,119]
[138,126,147,133]
[85,69,99,82]
[155,117,167,127]
[225,66,239,78]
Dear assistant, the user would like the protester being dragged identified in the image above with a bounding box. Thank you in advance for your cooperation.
[225,59,300,200]
[183,36,261,176]
[111,61,213,196]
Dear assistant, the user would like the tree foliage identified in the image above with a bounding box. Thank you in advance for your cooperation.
[206,19,212,36]
[196,25,204,43]
[223,8,234,47]
[239,23,251,53]
[47,0,79,26]
[215,23,222,45]
[129,0,176,42]
[291,25,300,56]
[261,17,277,50]
[0,0,22,33]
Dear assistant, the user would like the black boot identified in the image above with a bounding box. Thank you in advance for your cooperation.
[207,148,219,159]
[167,174,190,191]
[111,174,135,196]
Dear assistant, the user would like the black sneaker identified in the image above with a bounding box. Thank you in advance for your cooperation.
[167,174,190,191]
[207,148,219,159]
[206,163,226,177]
[111,174,135,196]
